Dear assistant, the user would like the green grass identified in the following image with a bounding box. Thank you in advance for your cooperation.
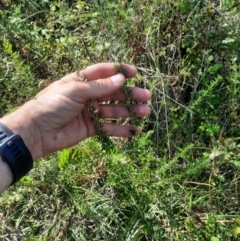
[1,0,240,240]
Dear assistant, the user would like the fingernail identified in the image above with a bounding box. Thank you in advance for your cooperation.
[129,126,142,136]
[111,73,125,85]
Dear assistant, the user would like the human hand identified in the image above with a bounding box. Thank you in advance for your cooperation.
[1,63,151,160]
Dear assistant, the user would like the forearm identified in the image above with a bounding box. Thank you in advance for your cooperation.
[0,102,40,194]
[0,155,13,194]
[0,101,43,161]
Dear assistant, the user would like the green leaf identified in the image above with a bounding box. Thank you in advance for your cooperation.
[210,237,219,241]
[208,214,217,224]
[222,37,235,44]
[19,176,33,184]
[23,238,41,241]
[58,149,70,169]
[236,218,240,225]
[233,226,240,235]
[232,161,240,169]
[208,64,222,74]
[77,0,85,7]
[208,55,214,62]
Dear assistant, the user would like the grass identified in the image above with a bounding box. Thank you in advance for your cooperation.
[0,0,240,240]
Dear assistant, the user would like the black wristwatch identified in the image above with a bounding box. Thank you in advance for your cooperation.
[0,122,33,185]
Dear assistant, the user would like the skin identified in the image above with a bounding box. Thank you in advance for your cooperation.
[0,63,151,194]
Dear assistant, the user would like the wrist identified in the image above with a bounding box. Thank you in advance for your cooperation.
[0,102,43,161]
[0,155,13,192]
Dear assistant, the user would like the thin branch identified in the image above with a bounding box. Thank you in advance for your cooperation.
[205,0,232,26]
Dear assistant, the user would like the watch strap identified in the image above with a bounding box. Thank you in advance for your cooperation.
[0,122,33,185]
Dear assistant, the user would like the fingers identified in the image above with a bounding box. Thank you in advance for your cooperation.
[77,74,126,101]
[88,103,150,138]
[37,63,151,105]
[81,63,137,80]
[101,124,142,137]
[97,87,152,102]
[62,63,137,83]
[82,106,143,138]
[99,104,151,118]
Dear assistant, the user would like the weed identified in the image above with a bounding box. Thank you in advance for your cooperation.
[0,0,240,240]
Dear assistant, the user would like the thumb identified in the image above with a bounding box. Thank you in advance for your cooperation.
[81,73,126,100]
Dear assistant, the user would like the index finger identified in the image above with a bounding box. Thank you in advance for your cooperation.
[63,63,137,82]
[81,63,137,80]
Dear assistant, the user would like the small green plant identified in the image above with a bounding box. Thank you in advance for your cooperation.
[0,37,37,113]
[0,1,240,240]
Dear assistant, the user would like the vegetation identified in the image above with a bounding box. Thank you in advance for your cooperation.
[0,0,240,240]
